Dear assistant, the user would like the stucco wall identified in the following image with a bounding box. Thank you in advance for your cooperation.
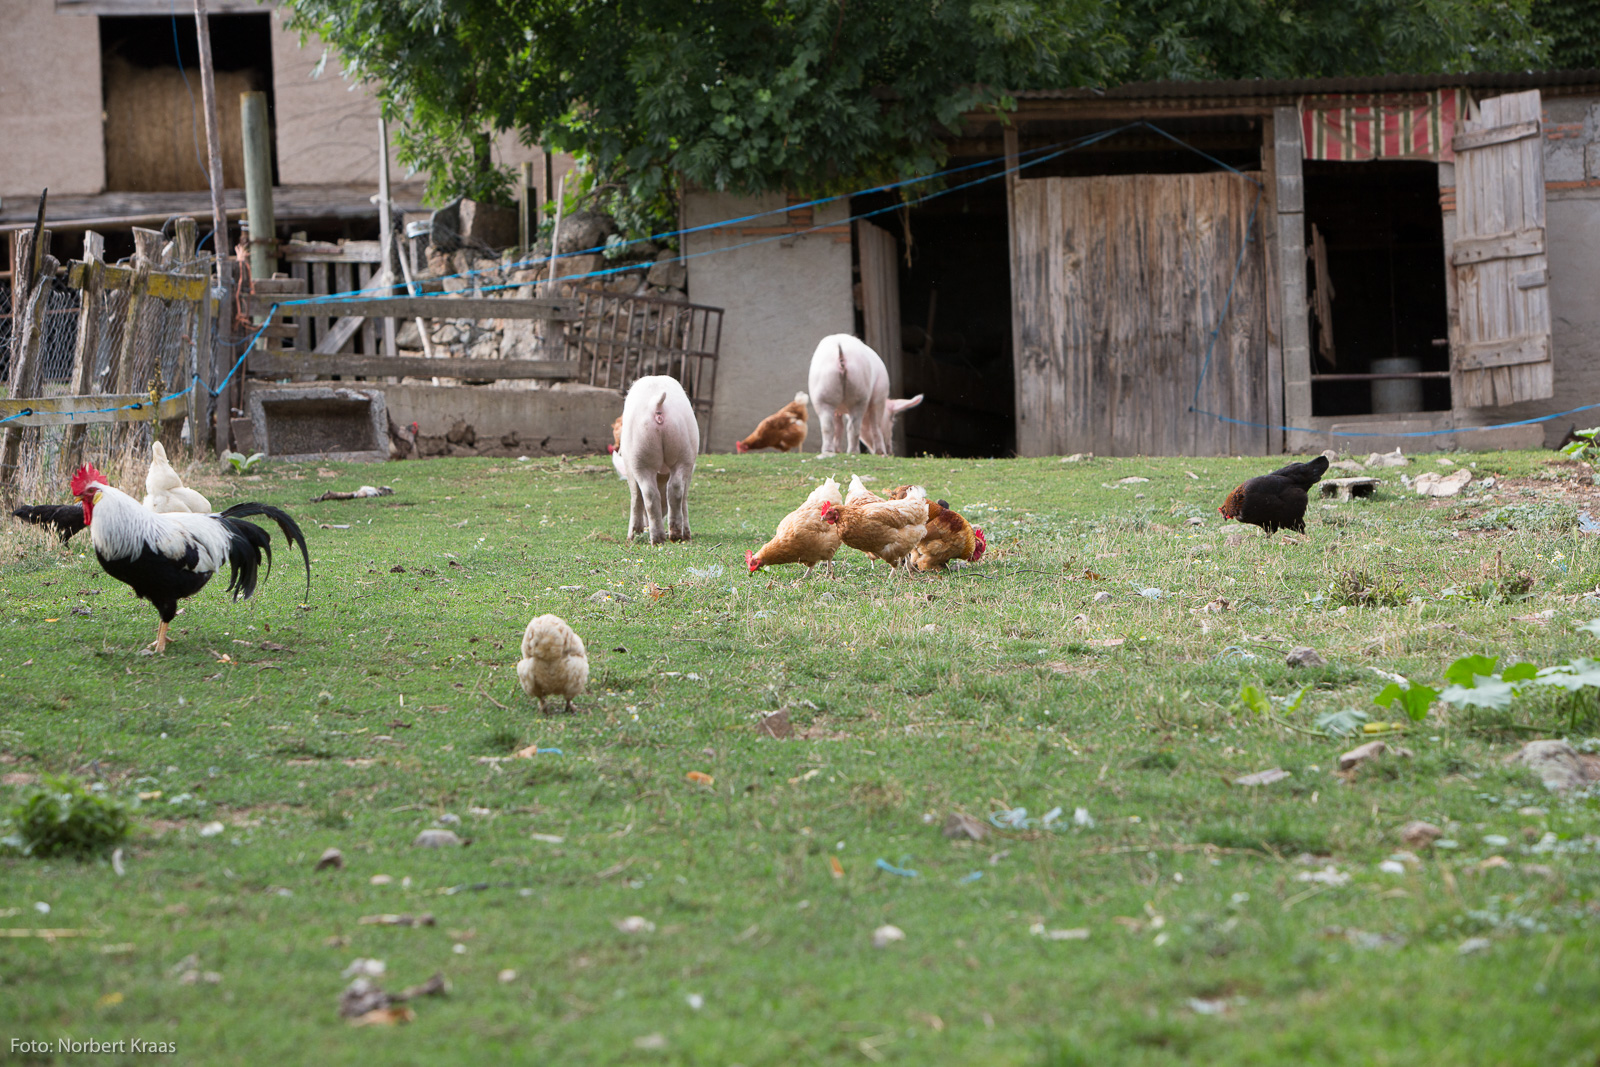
[682,191,854,453]
[0,0,105,197]
[270,13,403,187]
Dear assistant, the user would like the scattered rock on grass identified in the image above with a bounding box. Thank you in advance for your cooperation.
[1507,740,1600,792]
[412,829,462,849]
[1339,740,1412,773]
[315,848,345,871]
[1233,768,1291,787]
[1399,821,1443,849]
[872,924,906,948]
[1411,469,1472,497]
[1286,646,1326,668]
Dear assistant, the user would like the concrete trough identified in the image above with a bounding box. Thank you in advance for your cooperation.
[248,385,389,463]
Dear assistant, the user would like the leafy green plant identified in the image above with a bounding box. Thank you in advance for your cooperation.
[1,776,131,858]
[1315,708,1370,738]
[223,451,266,474]
[1559,426,1600,463]
[1329,569,1409,607]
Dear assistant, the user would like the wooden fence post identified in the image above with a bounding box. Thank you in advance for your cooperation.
[0,228,58,490]
[378,117,398,358]
[518,161,536,261]
[59,231,106,475]
[241,90,277,284]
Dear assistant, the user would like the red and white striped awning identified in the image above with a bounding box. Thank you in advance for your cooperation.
[1300,90,1464,162]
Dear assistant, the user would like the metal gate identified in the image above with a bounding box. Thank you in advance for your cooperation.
[564,285,723,448]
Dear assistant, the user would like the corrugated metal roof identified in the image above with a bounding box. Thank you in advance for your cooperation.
[1015,69,1600,101]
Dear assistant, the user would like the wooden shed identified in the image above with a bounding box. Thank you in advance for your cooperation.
[856,71,1600,457]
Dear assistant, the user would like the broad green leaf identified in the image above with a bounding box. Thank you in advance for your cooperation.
[1577,619,1600,638]
[1315,708,1368,738]
[1532,659,1600,691]
[1375,682,1438,722]
[1439,676,1516,710]
[1444,655,1499,687]
[1502,662,1539,683]
[1278,685,1310,715]
[1237,685,1272,717]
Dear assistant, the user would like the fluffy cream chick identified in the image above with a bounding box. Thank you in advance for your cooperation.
[142,442,212,514]
[516,614,589,714]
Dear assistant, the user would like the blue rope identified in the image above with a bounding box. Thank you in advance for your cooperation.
[1193,402,1600,438]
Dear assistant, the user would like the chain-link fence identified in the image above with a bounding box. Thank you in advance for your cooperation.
[3,262,206,503]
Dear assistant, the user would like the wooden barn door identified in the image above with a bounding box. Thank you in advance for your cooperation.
[1451,90,1553,407]
[856,220,905,452]
[1011,173,1267,456]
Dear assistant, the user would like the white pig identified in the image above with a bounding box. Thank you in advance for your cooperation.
[806,334,923,457]
[616,375,699,544]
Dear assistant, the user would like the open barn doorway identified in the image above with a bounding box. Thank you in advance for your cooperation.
[851,168,1015,457]
[1304,160,1451,416]
[99,13,275,194]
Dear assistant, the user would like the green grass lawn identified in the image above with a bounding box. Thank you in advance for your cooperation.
[2,448,1597,1065]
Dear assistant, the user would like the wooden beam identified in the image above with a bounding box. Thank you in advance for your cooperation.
[60,231,106,473]
[1450,226,1544,265]
[0,393,188,426]
[248,353,579,381]
[67,260,207,300]
[249,295,580,321]
[312,316,364,355]
[1451,120,1540,153]
[240,90,277,280]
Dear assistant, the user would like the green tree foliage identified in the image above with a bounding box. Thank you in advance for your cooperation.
[281,0,1547,210]
[1532,0,1600,69]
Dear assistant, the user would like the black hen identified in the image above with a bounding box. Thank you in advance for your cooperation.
[13,503,89,543]
[1218,456,1329,535]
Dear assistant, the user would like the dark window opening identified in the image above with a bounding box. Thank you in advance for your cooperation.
[1305,160,1450,417]
[99,13,276,193]
[852,171,1015,458]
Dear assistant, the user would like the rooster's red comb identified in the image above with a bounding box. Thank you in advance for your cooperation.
[70,464,107,498]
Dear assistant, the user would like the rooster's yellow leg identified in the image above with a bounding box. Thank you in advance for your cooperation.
[154,621,169,653]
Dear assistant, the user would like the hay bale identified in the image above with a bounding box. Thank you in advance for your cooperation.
[103,55,258,192]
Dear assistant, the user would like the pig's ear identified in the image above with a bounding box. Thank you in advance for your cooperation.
[885,394,924,418]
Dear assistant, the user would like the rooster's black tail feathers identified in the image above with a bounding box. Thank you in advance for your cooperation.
[218,502,312,604]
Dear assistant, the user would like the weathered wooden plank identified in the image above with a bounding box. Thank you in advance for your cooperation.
[1457,334,1550,372]
[249,353,580,380]
[312,316,364,355]
[1012,171,1265,457]
[1453,89,1551,408]
[1449,226,1544,265]
[250,295,579,321]
[67,260,207,301]
[280,240,384,264]
[1451,120,1540,153]
[0,392,187,426]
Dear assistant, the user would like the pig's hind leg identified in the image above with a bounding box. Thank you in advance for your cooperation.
[666,467,692,542]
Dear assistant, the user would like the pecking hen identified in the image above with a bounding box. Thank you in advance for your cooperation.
[736,392,808,453]
[1218,455,1329,535]
[517,614,588,713]
[746,476,844,578]
[910,499,986,571]
[822,475,928,570]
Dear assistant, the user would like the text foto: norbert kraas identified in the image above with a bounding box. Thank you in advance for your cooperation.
[10,1038,177,1055]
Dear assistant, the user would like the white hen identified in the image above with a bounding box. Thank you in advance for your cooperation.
[142,442,212,514]
[516,614,589,714]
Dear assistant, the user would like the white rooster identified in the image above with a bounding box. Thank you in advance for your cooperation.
[142,442,212,514]
[516,614,589,714]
